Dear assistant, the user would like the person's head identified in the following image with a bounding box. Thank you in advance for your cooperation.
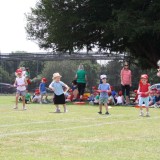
[72,79,77,85]
[42,77,47,83]
[118,91,122,96]
[100,74,107,83]
[16,69,23,77]
[52,72,62,82]
[123,61,129,69]
[78,64,84,70]
[140,74,148,84]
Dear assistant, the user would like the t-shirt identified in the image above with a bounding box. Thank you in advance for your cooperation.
[120,68,132,85]
[139,83,150,97]
[98,83,110,98]
[76,70,86,83]
[25,93,31,100]
[39,82,46,92]
[16,77,26,91]
[49,81,66,95]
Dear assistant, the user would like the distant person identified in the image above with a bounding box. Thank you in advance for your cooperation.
[25,89,31,104]
[137,74,150,117]
[120,61,132,105]
[39,77,48,104]
[97,74,111,115]
[13,69,28,110]
[75,64,87,101]
[32,89,41,103]
[49,72,69,113]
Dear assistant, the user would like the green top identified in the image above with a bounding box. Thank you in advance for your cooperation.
[76,70,86,83]
[25,93,31,100]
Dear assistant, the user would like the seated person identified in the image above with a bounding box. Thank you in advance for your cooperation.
[25,90,31,104]
[70,80,79,101]
[108,91,115,105]
[32,90,41,103]
[93,92,100,105]
[116,91,123,105]
[154,91,160,107]
[149,91,155,106]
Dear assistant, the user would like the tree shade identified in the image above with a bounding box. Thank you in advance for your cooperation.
[26,0,160,68]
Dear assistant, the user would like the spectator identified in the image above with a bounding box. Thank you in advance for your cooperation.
[120,61,132,105]
[75,64,87,101]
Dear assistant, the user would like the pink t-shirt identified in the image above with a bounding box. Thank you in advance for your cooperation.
[120,68,132,85]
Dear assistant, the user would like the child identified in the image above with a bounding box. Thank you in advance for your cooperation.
[115,91,123,105]
[49,72,69,113]
[97,74,111,115]
[25,89,31,104]
[13,69,28,110]
[137,74,150,117]
[39,77,48,104]
[32,89,41,103]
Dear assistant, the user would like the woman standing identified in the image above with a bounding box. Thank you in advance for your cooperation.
[75,64,87,100]
[120,61,132,105]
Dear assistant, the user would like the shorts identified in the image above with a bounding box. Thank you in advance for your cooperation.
[40,91,47,95]
[99,97,108,105]
[16,90,26,96]
[54,94,65,104]
[139,96,149,107]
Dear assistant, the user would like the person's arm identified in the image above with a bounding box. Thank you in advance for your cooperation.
[120,69,124,85]
[130,70,132,87]
[64,84,70,94]
[49,82,54,91]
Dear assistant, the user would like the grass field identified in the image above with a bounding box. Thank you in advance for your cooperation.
[0,95,160,160]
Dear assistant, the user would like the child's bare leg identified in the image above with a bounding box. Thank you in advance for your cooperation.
[15,94,19,108]
[98,104,102,113]
[22,96,27,110]
[55,105,60,112]
[63,104,68,112]
[139,106,143,116]
[105,103,108,112]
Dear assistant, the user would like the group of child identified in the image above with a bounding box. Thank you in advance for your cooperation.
[13,63,159,116]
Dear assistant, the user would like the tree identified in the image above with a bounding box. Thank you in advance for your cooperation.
[26,0,160,68]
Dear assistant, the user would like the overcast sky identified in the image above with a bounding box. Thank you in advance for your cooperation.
[0,0,46,53]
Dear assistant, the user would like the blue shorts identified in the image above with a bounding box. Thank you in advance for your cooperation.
[40,91,47,95]
[139,97,149,107]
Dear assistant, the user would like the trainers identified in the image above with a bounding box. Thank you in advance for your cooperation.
[98,111,102,114]
[55,109,60,113]
[64,109,68,113]
[23,106,27,110]
[105,112,110,115]
[43,100,48,104]
[146,113,150,117]
[13,106,18,109]
[139,112,144,116]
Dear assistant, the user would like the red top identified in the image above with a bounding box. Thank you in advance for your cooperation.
[139,83,150,97]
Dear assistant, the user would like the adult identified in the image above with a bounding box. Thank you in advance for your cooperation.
[75,64,87,100]
[120,61,132,105]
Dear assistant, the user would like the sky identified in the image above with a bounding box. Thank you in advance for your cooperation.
[0,0,46,53]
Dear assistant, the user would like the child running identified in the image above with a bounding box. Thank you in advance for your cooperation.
[49,72,69,113]
[97,74,111,115]
[137,74,150,117]
[13,69,28,110]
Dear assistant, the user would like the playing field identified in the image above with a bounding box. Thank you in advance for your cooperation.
[0,95,160,160]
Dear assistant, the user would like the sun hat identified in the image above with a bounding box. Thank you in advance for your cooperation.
[100,74,107,79]
[141,74,148,79]
[52,72,62,79]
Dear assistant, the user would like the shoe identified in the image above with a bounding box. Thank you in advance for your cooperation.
[44,100,48,104]
[105,112,110,115]
[146,113,150,117]
[13,106,18,109]
[23,106,27,110]
[64,109,68,113]
[139,112,144,116]
[55,109,60,113]
[40,101,42,104]
[98,111,102,114]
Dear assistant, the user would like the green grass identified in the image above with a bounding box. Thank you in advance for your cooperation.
[0,95,160,160]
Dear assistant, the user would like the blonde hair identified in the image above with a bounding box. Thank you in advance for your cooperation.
[78,64,84,70]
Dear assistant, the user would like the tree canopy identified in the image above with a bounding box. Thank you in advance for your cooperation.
[26,0,160,68]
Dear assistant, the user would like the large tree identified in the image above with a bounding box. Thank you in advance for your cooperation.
[26,0,160,68]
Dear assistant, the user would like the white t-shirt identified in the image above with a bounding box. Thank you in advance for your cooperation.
[116,96,123,104]
[16,77,26,91]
